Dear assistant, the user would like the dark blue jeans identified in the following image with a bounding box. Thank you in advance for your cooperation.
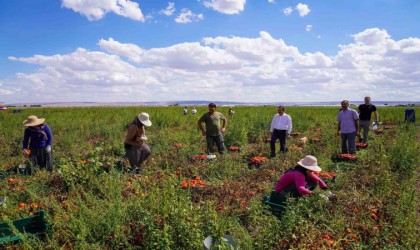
[341,131,356,154]
[270,129,287,155]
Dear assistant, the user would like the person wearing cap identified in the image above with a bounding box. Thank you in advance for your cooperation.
[197,103,227,154]
[269,105,293,157]
[274,155,328,197]
[124,113,152,173]
[337,100,359,154]
[22,115,53,172]
[357,96,379,143]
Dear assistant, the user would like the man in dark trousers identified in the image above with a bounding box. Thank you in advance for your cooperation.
[269,106,292,157]
[197,103,227,154]
[358,96,379,143]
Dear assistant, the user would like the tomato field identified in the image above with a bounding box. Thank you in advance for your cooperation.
[0,106,419,249]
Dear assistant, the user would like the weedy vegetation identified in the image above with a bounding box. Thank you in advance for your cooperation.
[0,106,419,249]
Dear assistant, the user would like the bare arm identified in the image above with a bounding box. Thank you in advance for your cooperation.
[197,120,206,136]
[221,117,227,133]
[374,111,379,122]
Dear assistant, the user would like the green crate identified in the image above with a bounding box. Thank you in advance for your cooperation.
[0,210,52,245]
[263,191,286,217]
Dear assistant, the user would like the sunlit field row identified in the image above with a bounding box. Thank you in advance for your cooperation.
[0,106,419,249]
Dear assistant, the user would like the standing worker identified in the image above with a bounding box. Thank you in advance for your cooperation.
[269,106,292,157]
[358,96,379,143]
[22,115,53,172]
[337,100,359,154]
[124,113,152,174]
[197,103,227,154]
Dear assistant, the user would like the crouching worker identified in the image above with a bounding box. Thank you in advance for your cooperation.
[22,115,53,172]
[274,155,328,197]
[124,113,152,174]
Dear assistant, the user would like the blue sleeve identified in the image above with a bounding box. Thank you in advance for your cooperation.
[22,129,29,149]
[45,124,53,146]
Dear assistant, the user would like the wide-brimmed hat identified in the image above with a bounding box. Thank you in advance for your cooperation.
[137,112,152,127]
[297,155,322,172]
[22,115,45,127]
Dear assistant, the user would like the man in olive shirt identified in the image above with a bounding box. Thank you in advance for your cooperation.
[197,103,227,154]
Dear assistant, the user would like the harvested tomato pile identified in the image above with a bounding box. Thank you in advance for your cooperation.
[249,156,268,163]
[356,142,368,149]
[228,146,240,151]
[290,132,301,136]
[173,143,185,149]
[315,171,337,180]
[310,137,321,143]
[180,176,206,189]
[189,154,207,160]
[338,154,357,160]
[288,145,303,151]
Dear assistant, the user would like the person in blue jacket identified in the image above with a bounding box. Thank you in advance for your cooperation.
[22,115,53,172]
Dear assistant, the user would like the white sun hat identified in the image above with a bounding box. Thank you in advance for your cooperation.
[22,115,45,127]
[137,112,152,127]
[297,155,322,172]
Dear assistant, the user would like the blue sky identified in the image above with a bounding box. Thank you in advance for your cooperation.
[0,0,419,104]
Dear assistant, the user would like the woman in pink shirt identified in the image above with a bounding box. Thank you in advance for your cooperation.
[274,155,328,197]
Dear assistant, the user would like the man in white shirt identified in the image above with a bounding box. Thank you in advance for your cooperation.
[270,106,292,157]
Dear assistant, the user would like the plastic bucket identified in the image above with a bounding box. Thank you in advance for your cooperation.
[204,235,237,250]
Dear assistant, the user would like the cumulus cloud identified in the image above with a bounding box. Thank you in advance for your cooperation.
[3,28,420,103]
[160,2,175,16]
[306,25,312,32]
[61,0,145,21]
[175,9,204,23]
[283,7,292,16]
[203,0,246,15]
[295,3,310,17]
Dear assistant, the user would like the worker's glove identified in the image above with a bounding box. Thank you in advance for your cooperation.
[45,145,52,153]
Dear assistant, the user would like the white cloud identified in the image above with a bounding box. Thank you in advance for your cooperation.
[160,2,175,16]
[283,7,292,16]
[296,3,310,17]
[268,0,275,3]
[306,25,312,32]
[203,0,246,15]
[3,28,420,103]
[175,9,203,23]
[61,0,145,21]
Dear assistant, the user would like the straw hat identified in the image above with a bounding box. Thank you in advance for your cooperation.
[297,155,322,172]
[22,115,45,127]
[137,112,152,127]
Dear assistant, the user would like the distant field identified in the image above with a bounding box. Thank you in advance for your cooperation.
[0,106,419,249]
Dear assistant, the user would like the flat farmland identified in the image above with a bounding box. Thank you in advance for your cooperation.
[0,106,419,249]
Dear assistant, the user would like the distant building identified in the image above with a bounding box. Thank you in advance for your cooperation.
[0,102,7,111]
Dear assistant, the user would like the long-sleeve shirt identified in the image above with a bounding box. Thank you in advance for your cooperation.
[270,113,292,134]
[275,170,327,196]
[22,124,53,149]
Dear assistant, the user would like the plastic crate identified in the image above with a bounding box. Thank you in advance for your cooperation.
[0,210,52,245]
[263,192,286,217]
